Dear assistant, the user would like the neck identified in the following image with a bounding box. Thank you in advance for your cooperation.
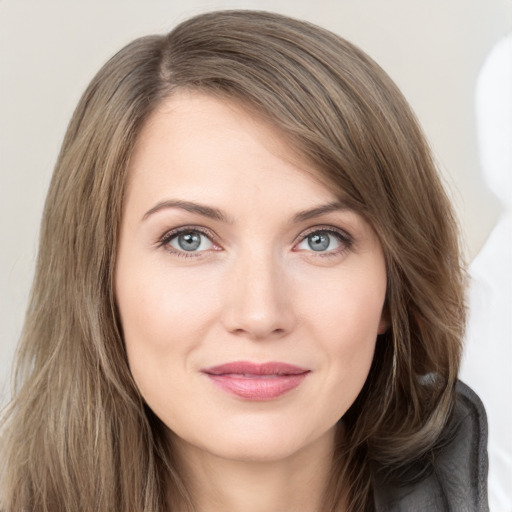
[170,428,342,512]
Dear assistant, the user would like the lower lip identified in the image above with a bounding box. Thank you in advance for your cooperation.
[206,373,309,400]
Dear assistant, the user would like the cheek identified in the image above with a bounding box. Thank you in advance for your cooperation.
[304,266,386,341]
[305,268,385,405]
[115,261,222,393]
[117,261,217,342]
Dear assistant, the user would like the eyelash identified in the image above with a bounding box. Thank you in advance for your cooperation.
[293,227,354,258]
[158,226,219,258]
[157,225,354,259]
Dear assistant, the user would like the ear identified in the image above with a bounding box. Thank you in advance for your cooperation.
[377,313,390,335]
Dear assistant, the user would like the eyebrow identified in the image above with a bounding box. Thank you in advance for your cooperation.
[142,200,233,223]
[291,201,351,223]
[142,199,350,224]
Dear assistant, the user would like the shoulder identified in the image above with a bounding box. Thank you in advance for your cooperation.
[373,381,489,512]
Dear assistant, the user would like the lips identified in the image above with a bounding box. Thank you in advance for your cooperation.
[202,361,310,400]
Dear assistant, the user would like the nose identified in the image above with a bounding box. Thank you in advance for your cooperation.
[221,248,297,340]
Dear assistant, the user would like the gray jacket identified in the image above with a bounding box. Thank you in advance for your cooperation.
[374,381,489,511]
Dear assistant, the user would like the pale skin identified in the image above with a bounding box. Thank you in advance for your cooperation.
[115,91,388,512]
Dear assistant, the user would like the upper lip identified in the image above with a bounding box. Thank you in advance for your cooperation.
[202,361,309,376]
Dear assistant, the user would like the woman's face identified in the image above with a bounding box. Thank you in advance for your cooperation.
[115,91,388,462]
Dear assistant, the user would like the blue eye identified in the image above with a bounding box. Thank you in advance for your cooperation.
[295,230,348,253]
[166,230,214,253]
[306,232,332,251]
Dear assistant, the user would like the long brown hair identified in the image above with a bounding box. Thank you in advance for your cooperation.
[0,10,465,512]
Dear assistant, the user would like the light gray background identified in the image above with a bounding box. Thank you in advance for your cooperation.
[1,1,511,509]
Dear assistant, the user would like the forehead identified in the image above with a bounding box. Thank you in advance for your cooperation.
[132,91,311,173]
[125,91,344,212]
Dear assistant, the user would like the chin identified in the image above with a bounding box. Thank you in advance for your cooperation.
[170,415,335,465]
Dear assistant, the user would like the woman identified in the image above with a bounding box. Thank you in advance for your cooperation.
[0,10,488,512]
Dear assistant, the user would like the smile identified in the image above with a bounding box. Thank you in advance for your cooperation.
[202,361,310,400]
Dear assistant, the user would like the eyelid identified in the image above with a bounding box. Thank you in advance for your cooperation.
[156,224,354,257]
[157,225,221,256]
[292,225,354,254]
[295,225,353,243]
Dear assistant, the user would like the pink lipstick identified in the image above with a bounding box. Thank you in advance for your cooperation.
[202,361,310,400]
